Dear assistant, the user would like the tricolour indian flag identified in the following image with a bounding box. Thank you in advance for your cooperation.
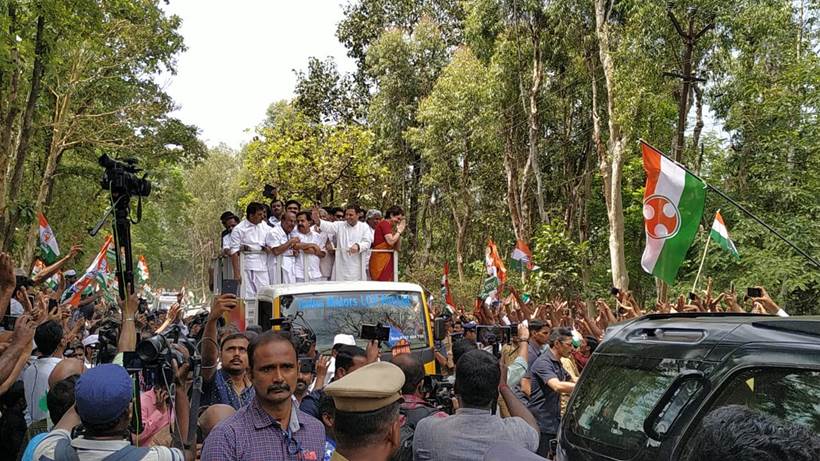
[37,212,60,264]
[640,141,707,284]
[510,240,535,271]
[440,262,455,314]
[137,255,150,285]
[62,235,113,306]
[485,240,507,283]
[710,211,740,259]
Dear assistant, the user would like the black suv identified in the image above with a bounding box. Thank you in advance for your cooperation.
[556,313,820,460]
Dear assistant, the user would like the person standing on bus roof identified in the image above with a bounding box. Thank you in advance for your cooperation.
[369,206,406,282]
[292,211,327,282]
[267,211,300,284]
[229,202,270,298]
[312,204,372,281]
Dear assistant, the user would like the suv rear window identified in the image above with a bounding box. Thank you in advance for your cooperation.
[566,356,704,458]
[706,368,820,432]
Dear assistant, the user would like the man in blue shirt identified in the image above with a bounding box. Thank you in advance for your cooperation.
[527,327,577,457]
[200,295,254,409]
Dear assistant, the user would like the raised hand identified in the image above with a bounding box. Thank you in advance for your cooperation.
[750,287,780,315]
[68,244,83,259]
[208,294,238,322]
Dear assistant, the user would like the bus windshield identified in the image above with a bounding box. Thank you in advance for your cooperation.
[280,291,428,352]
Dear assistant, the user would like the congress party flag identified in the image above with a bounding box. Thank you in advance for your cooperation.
[137,255,150,285]
[62,235,114,307]
[640,141,706,284]
[440,262,455,314]
[710,211,740,259]
[37,212,61,264]
[510,239,535,271]
[485,240,507,283]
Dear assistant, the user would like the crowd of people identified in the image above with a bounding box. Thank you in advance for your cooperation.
[218,198,407,298]
[0,205,816,460]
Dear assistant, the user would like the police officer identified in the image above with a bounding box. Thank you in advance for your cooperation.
[324,362,405,461]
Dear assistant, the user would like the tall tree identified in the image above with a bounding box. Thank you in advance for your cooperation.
[411,47,500,281]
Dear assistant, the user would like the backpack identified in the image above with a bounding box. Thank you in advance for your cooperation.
[391,405,439,461]
[44,437,151,461]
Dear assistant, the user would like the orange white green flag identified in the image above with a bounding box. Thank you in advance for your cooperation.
[37,212,61,264]
[510,240,536,271]
[62,236,114,306]
[640,141,707,284]
[709,211,740,259]
[137,255,150,285]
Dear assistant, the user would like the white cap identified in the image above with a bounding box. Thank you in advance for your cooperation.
[82,334,99,347]
[333,334,356,347]
[64,269,77,277]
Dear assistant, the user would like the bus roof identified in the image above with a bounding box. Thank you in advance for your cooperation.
[257,281,425,300]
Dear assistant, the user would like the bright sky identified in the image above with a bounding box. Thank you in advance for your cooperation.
[158,1,354,150]
[157,1,725,151]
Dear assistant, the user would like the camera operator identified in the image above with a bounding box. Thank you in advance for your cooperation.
[34,364,184,461]
[136,342,191,448]
[413,350,540,460]
[200,294,253,409]
[392,354,446,418]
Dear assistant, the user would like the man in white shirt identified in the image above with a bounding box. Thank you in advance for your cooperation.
[229,202,270,298]
[23,320,64,425]
[266,211,300,284]
[219,211,239,256]
[312,205,373,281]
[268,199,284,227]
[292,211,327,282]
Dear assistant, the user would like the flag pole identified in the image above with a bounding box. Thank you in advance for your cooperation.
[639,139,820,269]
[692,233,711,293]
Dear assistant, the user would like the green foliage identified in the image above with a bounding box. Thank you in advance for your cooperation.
[529,221,589,299]
[242,102,388,208]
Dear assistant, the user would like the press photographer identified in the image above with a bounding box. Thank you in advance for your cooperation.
[412,349,540,460]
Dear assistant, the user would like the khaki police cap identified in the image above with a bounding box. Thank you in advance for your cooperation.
[324,361,405,413]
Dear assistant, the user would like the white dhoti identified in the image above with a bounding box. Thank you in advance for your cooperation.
[242,270,269,299]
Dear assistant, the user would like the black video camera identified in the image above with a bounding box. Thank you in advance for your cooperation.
[95,318,122,364]
[99,154,151,197]
[271,316,316,356]
[422,374,455,414]
[136,324,196,380]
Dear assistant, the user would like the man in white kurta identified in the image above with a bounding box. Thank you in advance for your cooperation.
[292,211,326,282]
[229,203,270,298]
[266,211,300,284]
[313,205,372,281]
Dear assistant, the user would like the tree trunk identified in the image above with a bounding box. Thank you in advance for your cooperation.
[406,143,422,257]
[527,41,547,223]
[3,15,47,246]
[594,0,629,290]
[671,15,695,162]
[0,3,21,240]
[691,84,704,157]
[22,91,69,267]
[504,115,528,242]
